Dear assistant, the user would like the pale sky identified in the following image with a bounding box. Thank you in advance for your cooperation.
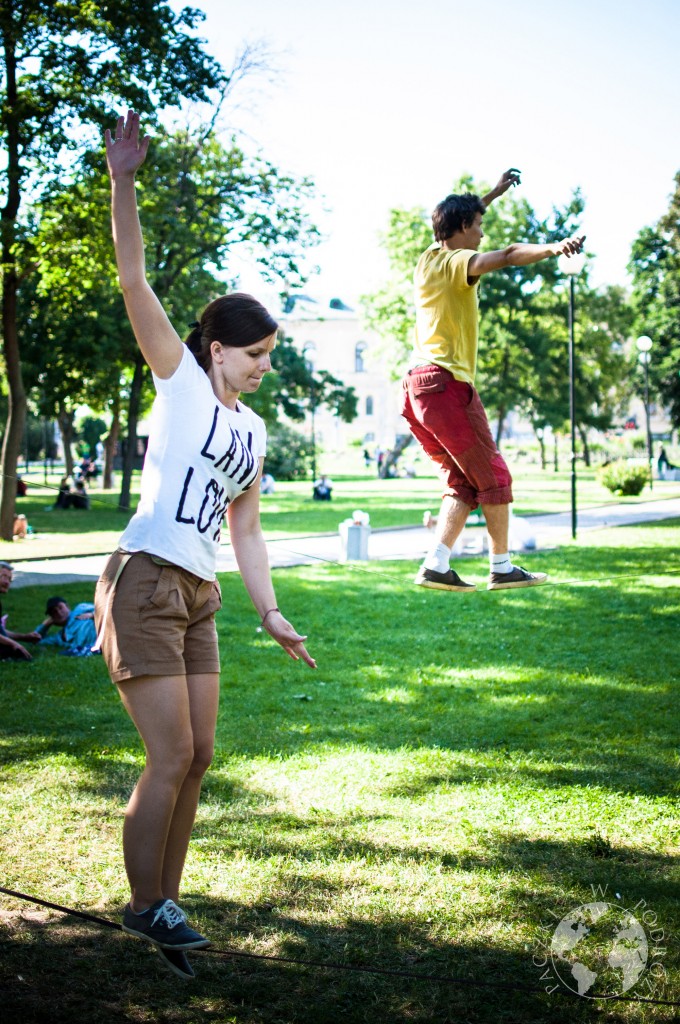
[172,0,680,305]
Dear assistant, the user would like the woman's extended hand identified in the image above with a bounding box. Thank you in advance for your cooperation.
[262,611,317,668]
[105,110,150,179]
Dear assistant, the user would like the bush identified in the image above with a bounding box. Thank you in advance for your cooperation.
[598,460,650,496]
[263,422,313,480]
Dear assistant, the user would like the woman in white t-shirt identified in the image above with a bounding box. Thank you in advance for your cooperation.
[95,110,316,977]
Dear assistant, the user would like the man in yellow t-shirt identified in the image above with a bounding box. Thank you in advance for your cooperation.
[400,169,585,592]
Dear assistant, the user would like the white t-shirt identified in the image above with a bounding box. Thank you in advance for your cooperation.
[119,347,267,580]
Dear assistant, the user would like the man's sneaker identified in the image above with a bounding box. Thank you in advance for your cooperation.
[122,899,210,950]
[157,947,196,980]
[414,567,476,592]
[487,566,548,590]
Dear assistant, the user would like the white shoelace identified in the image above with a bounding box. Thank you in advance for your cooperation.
[151,899,185,930]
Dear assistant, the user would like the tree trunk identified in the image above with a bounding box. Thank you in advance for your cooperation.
[379,433,414,478]
[578,425,591,468]
[0,267,26,541]
[119,351,146,511]
[554,434,559,473]
[0,39,24,541]
[57,406,76,477]
[103,398,120,490]
[536,430,546,469]
[494,405,506,448]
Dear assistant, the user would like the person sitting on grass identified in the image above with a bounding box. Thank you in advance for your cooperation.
[0,561,41,661]
[313,474,333,501]
[97,109,316,980]
[35,596,99,656]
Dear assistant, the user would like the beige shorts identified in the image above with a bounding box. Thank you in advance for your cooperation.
[94,550,221,683]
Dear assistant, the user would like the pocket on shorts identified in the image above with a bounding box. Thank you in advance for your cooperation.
[209,580,222,614]
[411,370,448,396]
[147,567,171,608]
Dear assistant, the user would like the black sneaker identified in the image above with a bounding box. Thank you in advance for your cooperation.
[487,566,548,590]
[157,947,196,980]
[414,567,476,592]
[122,899,210,950]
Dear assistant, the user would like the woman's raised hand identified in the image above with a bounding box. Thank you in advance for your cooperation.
[105,110,150,179]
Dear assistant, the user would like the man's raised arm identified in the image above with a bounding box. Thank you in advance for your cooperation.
[481,168,521,207]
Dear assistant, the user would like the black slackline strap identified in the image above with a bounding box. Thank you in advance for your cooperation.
[0,887,678,1007]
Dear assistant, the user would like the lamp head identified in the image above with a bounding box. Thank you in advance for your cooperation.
[636,335,653,353]
[557,251,586,276]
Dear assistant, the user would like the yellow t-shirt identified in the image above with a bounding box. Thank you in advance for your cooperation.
[413,244,479,385]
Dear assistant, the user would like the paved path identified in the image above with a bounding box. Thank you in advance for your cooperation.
[9,497,680,588]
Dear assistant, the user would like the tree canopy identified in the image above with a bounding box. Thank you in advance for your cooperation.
[1,0,225,537]
[629,171,680,429]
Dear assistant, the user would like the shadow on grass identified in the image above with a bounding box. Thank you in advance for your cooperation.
[2,894,672,1024]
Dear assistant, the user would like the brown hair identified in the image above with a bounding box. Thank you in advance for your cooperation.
[431,193,486,242]
[185,293,278,372]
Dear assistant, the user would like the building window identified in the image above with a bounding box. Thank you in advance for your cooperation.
[365,395,374,416]
[355,341,367,373]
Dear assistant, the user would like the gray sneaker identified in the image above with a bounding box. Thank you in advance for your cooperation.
[414,567,476,592]
[487,566,548,590]
[157,947,196,979]
[122,899,210,950]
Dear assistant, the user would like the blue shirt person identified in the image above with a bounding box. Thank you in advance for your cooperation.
[36,596,98,655]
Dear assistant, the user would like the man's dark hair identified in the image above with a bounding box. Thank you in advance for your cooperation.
[432,193,486,242]
[45,596,67,614]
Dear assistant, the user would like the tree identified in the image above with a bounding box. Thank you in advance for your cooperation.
[629,173,680,429]
[0,0,225,538]
[20,121,322,508]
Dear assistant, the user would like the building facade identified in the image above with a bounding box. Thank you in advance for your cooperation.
[279,297,407,459]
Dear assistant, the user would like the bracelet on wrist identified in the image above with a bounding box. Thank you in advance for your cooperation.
[261,607,280,627]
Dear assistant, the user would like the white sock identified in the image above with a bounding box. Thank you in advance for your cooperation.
[490,552,513,575]
[423,542,451,573]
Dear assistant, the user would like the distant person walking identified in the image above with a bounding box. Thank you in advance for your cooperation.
[401,168,584,592]
[97,109,316,979]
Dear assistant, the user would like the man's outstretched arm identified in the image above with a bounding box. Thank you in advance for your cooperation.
[481,168,521,207]
[468,235,586,281]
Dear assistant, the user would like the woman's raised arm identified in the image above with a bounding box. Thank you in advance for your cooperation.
[105,110,183,379]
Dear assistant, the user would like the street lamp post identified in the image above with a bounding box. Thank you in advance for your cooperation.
[558,251,586,540]
[636,335,653,490]
[303,344,317,483]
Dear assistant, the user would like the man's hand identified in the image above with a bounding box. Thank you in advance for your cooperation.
[494,168,521,194]
[552,234,586,258]
[482,168,521,206]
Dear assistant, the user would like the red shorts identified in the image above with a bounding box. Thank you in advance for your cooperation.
[400,366,513,507]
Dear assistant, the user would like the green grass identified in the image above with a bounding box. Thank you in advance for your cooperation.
[5,466,680,561]
[1,520,679,1022]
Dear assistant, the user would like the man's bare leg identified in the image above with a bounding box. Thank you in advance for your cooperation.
[434,495,471,549]
[482,502,548,590]
[416,495,476,591]
[480,502,509,554]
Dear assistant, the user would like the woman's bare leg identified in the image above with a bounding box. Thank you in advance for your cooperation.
[117,674,194,911]
[161,672,220,903]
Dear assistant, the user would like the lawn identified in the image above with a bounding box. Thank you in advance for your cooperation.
[1,520,679,1023]
[5,465,680,561]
